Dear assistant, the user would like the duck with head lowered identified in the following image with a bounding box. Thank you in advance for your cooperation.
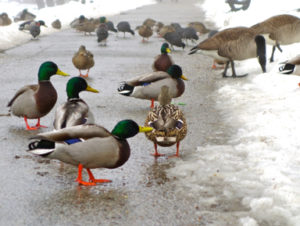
[28,119,153,186]
[7,61,69,130]
[118,64,188,108]
[54,77,99,130]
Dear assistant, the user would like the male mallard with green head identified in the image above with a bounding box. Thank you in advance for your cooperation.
[28,120,153,186]
[152,43,173,72]
[118,64,188,108]
[54,77,99,130]
[72,45,95,77]
[145,86,187,157]
[7,61,69,130]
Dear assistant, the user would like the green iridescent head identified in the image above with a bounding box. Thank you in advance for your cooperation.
[99,16,107,24]
[38,61,69,81]
[111,120,152,139]
[166,64,188,80]
[161,43,171,54]
[66,76,98,99]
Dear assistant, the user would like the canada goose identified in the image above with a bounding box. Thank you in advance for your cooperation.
[189,26,266,77]
[279,55,300,75]
[251,14,300,62]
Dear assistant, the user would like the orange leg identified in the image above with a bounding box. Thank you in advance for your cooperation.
[169,142,180,158]
[24,116,37,130]
[35,118,47,128]
[75,164,97,186]
[151,143,165,157]
[211,60,217,69]
[86,169,111,183]
[150,99,155,108]
[79,70,89,78]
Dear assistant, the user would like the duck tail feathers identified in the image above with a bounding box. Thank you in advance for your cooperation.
[189,46,198,55]
[27,140,55,157]
[279,63,295,74]
[118,82,134,96]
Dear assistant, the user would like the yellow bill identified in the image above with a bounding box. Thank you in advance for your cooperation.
[181,75,188,80]
[56,68,69,76]
[86,85,99,93]
[139,126,153,133]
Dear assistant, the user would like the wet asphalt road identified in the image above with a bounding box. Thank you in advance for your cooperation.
[0,0,236,225]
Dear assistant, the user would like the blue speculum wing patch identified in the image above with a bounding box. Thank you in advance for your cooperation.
[65,138,82,145]
[142,82,151,86]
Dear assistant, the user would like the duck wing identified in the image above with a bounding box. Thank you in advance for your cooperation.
[32,124,111,141]
[54,99,92,129]
[7,84,38,107]
[127,71,169,86]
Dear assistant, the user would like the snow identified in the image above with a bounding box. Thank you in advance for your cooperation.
[0,0,154,50]
[167,1,300,225]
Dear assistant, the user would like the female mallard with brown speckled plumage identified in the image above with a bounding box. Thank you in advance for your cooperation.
[7,61,69,130]
[27,120,152,186]
[144,86,187,157]
[53,77,99,130]
[138,25,153,42]
[72,45,94,77]
[152,43,173,72]
[118,64,188,108]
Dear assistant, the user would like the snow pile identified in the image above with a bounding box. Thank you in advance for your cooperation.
[0,0,154,50]
[168,0,300,225]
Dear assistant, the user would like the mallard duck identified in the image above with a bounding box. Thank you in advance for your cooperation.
[96,17,109,45]
[19,20,47,31]
[0,13,12,26]
[188,22,211,35]
[72,45,94,77]
[27,120,153,186]
[143,18,156,28]
[117,21,135,37]
[158,25,175,37]
[51,19,61,29]
[75,19,95,35]
[138,25,153,42]
[7,61,69,130]
[117,64,188,108]
[144,86,187,157]
[152,43,173,72]
[53,77,99,130]
[14,9,36,22]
